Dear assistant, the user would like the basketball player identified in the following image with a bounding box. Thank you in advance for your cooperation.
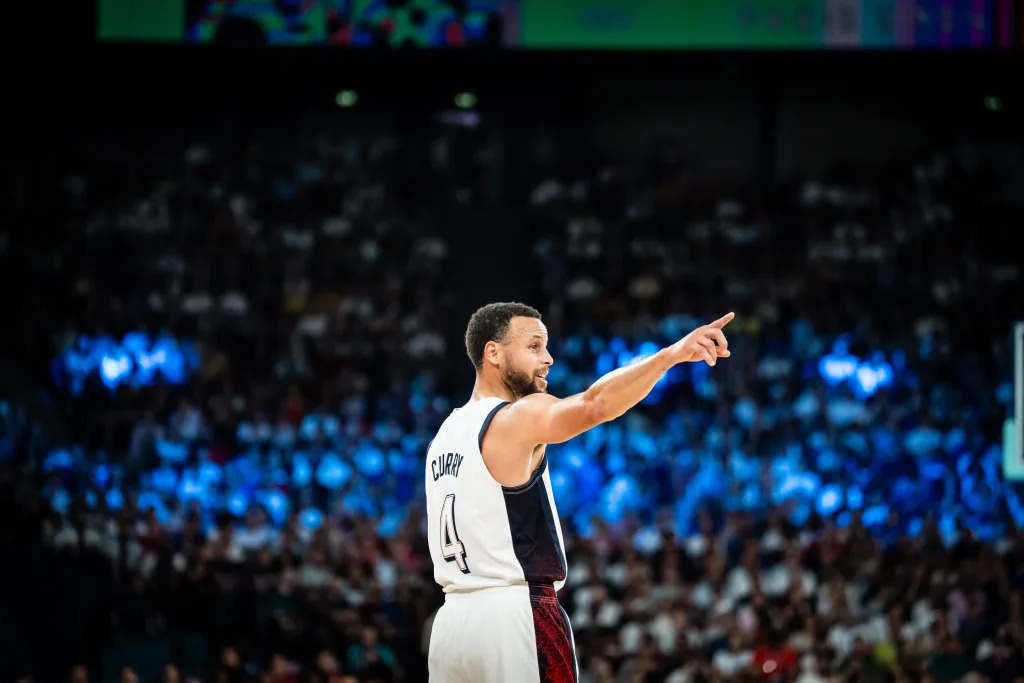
[425,302,733,682]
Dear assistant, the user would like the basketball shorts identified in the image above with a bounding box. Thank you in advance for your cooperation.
[428,583,578,683]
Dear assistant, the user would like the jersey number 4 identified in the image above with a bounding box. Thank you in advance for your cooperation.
[440,493,470,574]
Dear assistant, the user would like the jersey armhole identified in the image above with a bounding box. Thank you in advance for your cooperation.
[477,400,510,450]
[479,400,547,492]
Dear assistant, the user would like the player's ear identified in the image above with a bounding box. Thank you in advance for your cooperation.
[483,339,502,368]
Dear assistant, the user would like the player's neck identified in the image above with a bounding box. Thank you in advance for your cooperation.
[470,373,517,404]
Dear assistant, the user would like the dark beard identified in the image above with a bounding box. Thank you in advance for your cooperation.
[501,364,542,399]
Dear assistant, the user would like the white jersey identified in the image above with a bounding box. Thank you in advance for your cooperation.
[425,396,568,593]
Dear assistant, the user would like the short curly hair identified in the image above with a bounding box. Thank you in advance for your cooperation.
[465,302,542,372]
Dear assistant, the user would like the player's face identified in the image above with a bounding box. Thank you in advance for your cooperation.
[501,317,553,398]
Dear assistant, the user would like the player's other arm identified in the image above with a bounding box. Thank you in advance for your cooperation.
[491,313,735,446]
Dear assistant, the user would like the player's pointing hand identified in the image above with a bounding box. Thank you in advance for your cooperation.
[670,312,734,366]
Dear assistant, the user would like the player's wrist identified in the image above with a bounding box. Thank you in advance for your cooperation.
[659,344,686,367]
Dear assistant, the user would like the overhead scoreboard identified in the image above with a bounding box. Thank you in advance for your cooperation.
[97,0,1023,48]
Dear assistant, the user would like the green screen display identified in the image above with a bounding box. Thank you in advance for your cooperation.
[524,0,823,49]
[98,0,185,41]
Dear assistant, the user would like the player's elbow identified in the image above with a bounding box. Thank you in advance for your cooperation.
[581,394,611,428]
[581,383,627,425]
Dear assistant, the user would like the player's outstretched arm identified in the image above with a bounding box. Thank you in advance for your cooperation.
[491,313,734,446]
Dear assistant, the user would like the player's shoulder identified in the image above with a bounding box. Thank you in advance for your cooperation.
[484,394,562,437]
[439,396,507,431]
[491,393,559,419]
[458,395,510,416]
[442,397,508,447]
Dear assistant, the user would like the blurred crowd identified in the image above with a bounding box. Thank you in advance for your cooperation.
[3,110,1023,683]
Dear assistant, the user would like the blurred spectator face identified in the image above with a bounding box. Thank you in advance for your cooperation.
[316,651,339,674]
[361,625,379,647]
[221,647,241,669]
[70,665,88,683]
[589,657,613,683]
[269,654,299,683]
[247,507,265,528]
[279,568,297,592]
[697,511,713,535]
[162,664,180,683]
[121,667,138,683]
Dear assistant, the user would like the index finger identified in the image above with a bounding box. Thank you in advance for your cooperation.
[709,312,735,329]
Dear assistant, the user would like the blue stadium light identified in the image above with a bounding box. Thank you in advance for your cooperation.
[199,461,223,486]
[105,488,124,510]
[56,333,199,396]
[138,491,162,512]
[577,461,604,500]
[861,504,889,527]
[573,510,595,538]
[300,508,324,531]
[292,453,313,487]
[378,508,405,538]
[845,485,863,510]
[774,472,818,501]
[550,469,573,507]
[44,449,73,472]
[818,352,858,385]
[227,491,248,517]
[262,490,289,525]
[852,361,893,398]
[157,439,189,462]
[177,473,203,503]
[151,466,178,493]
[355,442,386,478]
[907,517,924,537]
[94,464,110,487]
[316,452,350,489]
[300,414,322,442]
[388,447,414,474]
[563,446,586,471]
[52,489,71,514]
[816,484,843,516]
